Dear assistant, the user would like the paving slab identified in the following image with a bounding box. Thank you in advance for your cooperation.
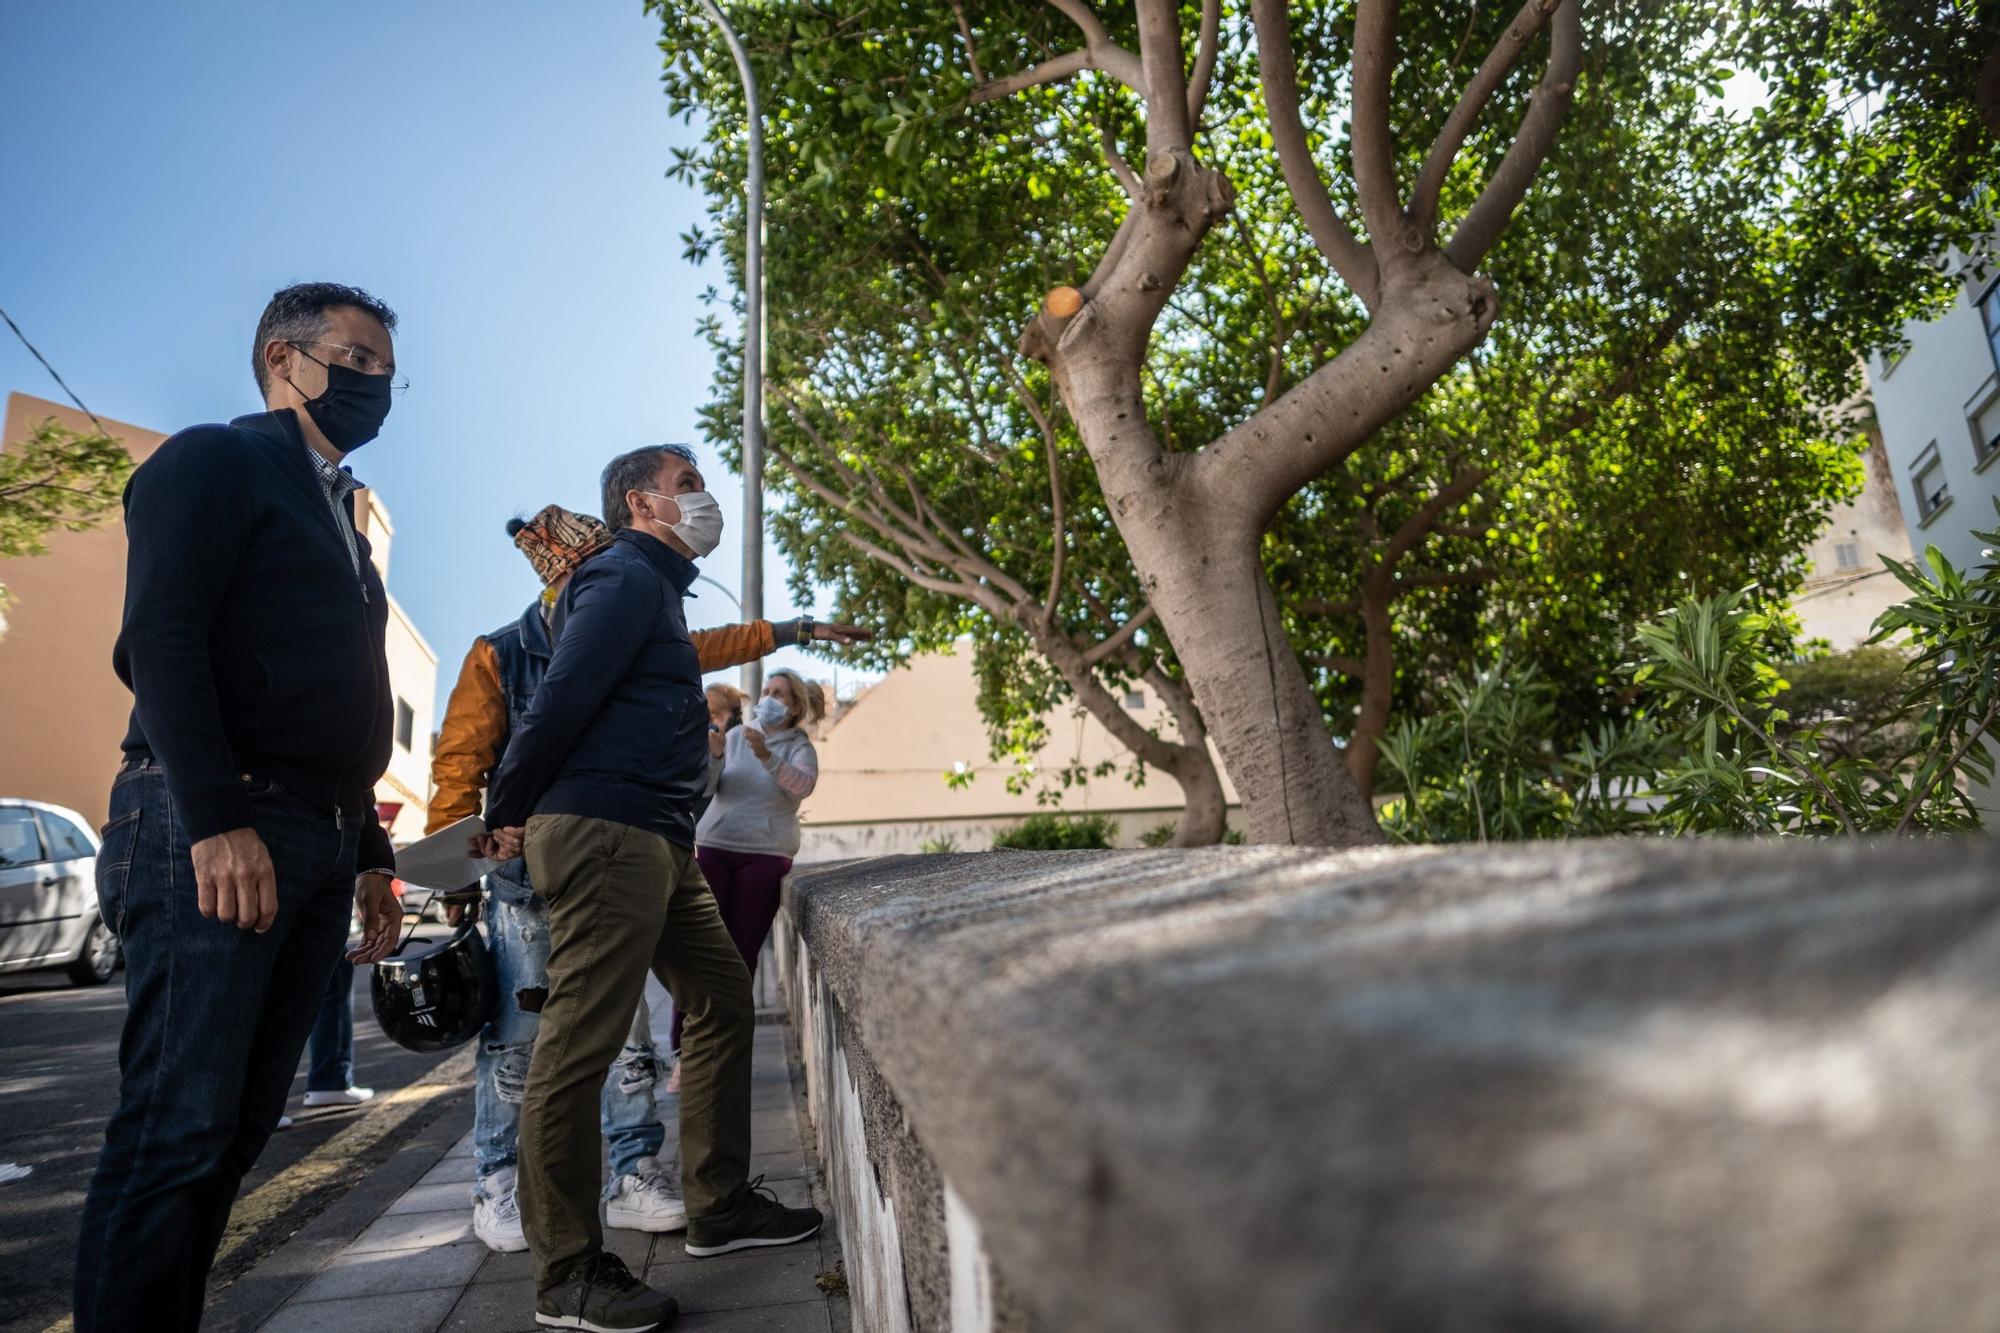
[287,1240,486,1304]
[256,1286,460,1333]
[437,1276,540,1333]
[344,1206,474,1255]
[671,1300,834,1332]
[648,1243,826,1313]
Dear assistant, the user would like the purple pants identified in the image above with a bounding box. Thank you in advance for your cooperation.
[672,846,791,1053]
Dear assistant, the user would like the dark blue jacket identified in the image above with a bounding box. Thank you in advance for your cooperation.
[476,602,552,895]
[485,528,708,847]
[113,409,395,873]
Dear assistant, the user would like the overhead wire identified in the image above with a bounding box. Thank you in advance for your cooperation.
[0,301,108,434]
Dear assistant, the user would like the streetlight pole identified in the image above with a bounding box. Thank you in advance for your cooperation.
[693,0,765,699]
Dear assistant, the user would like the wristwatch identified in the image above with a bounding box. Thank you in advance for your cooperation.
[798,614,816,642]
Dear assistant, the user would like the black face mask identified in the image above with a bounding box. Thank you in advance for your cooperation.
[288,356,393,454]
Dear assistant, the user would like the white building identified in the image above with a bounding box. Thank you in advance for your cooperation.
[1866,262,2000,571]
[1864,259,2000,821]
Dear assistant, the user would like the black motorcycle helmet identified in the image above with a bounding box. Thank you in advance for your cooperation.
[371,921,498,1053]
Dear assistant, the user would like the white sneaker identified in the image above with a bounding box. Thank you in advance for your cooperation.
[473,1168,528,1253]
[303,1085,375,1107]
[604,1156,688,1233]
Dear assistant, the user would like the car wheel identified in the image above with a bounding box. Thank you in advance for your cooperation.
[66,917,120,986]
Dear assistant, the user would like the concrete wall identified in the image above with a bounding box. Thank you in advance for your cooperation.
[781,838,2000,1332]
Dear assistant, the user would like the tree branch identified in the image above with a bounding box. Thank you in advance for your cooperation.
[971,0,1144,102]
[1445,0,1582,271]
[1410,0,1566,235]
[1187,0,1222,131]
[1312,654,1367,677]
[1383,466,1490,568]
[1136,0,1192,152]
[949,0,986,84]
[1249,0,1380,306]
[1296,597,1362,617]
[1349,0,1408,250]
[1080,603,1156,669]
[1096,116,1143,200]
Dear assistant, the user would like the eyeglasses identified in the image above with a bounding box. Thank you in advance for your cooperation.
[290,340,410,395]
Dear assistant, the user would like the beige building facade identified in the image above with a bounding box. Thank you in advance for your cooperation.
[0,392,437,839]
[794,642,1240,861]
[1789,429,1913,649]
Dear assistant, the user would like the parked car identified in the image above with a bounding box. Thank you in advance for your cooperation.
[0,799,120,986]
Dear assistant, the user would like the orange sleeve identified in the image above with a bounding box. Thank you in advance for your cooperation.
[693,620,777,672]
[427,639,508,833]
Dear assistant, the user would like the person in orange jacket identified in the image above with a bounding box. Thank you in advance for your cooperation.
[428,502,866,1253]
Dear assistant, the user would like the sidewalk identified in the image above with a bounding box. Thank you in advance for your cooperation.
[246,971,838,1333]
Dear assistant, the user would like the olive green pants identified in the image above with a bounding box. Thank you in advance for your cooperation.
[516,813,754,1290]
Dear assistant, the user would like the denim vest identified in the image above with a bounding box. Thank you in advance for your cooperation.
[482,602,552,905]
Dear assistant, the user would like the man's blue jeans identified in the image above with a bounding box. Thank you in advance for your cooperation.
[306,957,357,1092]
[74,763,359,1333]
[474,881,665,1202]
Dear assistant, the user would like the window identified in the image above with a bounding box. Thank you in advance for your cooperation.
[1123,691,1146,711]
[0,808,46,870]
[1980,278,2000,371]
[395,698,415,752]
[1834,541,1862,570]
[1972,388,2000,468]
[38,812,95,862]
[1912,445,1951,522]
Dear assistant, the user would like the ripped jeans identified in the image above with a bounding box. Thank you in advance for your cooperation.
[473,886,665,1200]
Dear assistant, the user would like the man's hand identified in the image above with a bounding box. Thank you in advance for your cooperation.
[191,828,278,932]
[348,872,402,963]
[810,621,873,646]
[473,827,524,861]
[745,727,771,760]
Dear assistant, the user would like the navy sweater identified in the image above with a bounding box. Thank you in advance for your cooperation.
[113,409,396,874]
[485,528,709,848]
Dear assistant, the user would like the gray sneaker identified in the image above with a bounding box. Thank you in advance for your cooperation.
[534,1252,677,1331]
[684,1176,823,1257]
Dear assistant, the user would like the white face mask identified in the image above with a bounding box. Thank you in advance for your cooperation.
[752,695,789,731]
[640,489,724,558]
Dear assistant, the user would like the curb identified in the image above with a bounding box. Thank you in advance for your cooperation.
[199,1049,474,1333]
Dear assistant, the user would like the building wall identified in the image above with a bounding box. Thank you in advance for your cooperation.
[0,395,168,828]
[0,391,437,840]
[1864,260,2000,821]
[1866,264,2000,573]
[1791,431,1913,649]
[797,643,1241,855]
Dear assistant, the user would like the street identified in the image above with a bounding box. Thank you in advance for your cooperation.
[0,925,461,1333]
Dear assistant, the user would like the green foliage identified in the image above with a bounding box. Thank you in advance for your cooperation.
[0,417,132,627]
[918,834,959,854]
[991,812,1117,851]
[1138,821,1177,848]
[1382,531,2000,842]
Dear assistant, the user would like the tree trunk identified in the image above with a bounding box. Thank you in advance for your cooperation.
[1346,572,1396,801]
[1113,477,1381,846]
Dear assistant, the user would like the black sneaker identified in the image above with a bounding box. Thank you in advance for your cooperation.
[684,1176,823,1257]
[535,1252,678,1331]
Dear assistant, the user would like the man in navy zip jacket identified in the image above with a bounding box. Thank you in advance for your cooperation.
[74,283,406,1333]
[481,446,822,1332]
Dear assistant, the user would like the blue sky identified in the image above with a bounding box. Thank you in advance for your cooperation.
[0,0,858,723]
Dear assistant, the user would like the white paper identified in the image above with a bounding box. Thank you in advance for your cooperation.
[394,815,499,890]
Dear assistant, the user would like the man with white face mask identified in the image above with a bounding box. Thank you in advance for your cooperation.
[482,445,821,1332]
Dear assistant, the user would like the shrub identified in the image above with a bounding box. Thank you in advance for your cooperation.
[918,834,959,854]
[992,812,1117,850]
[1137,822,1177,847]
